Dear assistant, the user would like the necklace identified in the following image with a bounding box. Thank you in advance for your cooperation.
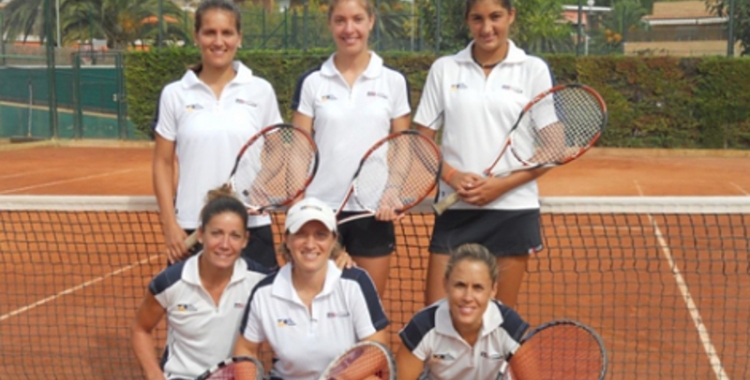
[472,55,503,69]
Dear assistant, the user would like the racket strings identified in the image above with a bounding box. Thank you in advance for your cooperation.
[523,87,605,164]
[353,135,440,212]
[511,324,604,380]
[233,128,316,208]
[324,343,392,380]
[202,359,261,380]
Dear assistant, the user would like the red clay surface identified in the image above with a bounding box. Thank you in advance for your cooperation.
[1,142,748,379]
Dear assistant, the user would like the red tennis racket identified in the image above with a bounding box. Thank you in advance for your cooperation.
[433,84,607,215]
[185,123,318,247]
[318,341,396,380]
[500,319,608,380]
[193,356,264,380]
[334,130,441,225]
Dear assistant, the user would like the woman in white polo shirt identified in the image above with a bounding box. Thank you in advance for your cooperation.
[132,189,269,380]
[153,0,282,269]
[397,243,530,380]
[290,0,412,296]
[416,0,555,308]
[234,198,389,380]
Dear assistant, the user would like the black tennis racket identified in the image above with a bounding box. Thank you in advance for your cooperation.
[318,341,396,380]
[335,130,441,225]
[185,123,318,247]
[433,84,607,215]
[500,319,608,380]
[193,356,264,380]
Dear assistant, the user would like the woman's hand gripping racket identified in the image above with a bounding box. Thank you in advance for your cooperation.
[335,130,441,225]
[193,356,264,380]
[500,319,608,380]
[318,341,396,380]
[185,123,318,248]
[433,84,607,215]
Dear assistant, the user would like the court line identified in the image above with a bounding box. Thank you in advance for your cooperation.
[730,182,749,196]
[637,188,729,380]
[0,168,138,194]
[0,254,160,322]
[0,168,56,180]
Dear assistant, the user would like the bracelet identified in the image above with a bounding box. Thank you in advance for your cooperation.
[444,168,457,183]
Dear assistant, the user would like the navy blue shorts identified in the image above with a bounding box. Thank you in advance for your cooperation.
[337,211,396,258]
[429,209,543,257]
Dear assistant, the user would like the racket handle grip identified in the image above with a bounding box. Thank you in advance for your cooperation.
[432,192,460,215]
[184,230,199,249]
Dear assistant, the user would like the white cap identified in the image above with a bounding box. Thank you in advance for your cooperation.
[285,197,337,234]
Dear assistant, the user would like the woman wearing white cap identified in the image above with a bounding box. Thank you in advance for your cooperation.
[233,197,389,380]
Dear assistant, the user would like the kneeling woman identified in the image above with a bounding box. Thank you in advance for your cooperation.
[234,198,389,380]
[132,189,269,380]
[397,243,529,380]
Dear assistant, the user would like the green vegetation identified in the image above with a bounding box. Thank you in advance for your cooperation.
[126,50,750,149]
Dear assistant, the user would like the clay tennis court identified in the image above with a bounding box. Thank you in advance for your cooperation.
[1,141,749,379]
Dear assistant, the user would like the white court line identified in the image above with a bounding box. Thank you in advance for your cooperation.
[0,254,160,322]
[636,189,729,380]
[0,168,138,195]
[0,168,56,180]
[730,182,749,196]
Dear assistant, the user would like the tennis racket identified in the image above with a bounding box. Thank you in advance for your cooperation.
[335,130,441,225]
[185,123,318,248]
[500,319,608,380]
[193,356,264,380]
[318,341,396,380]
[432,84,607,215]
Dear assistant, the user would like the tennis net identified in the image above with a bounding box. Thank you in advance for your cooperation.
[0,195,748,379]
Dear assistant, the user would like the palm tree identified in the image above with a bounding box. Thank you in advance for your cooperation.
[1,0,190,49]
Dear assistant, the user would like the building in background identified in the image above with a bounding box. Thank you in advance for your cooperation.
[625,0,741,56]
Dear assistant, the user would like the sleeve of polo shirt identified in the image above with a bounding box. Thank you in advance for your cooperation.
[413,60,445,130]
[398,318,430,361]
[260,82,283,127]
[292,72,315,118]
[499,305,529,357]
[390,71,411,119]
[239,291,266,343]
[154,85,177,141]
[527,61,558,130]
[347,270,389,339]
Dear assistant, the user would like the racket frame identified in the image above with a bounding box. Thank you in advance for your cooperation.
[318,341,397,380]
[184,123,318,248]
[498,319,608,380]
[193,356,265,380]
[336,129,441,225]
[432,83,607,215]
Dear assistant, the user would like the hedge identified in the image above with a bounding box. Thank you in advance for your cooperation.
[125,49,750,148]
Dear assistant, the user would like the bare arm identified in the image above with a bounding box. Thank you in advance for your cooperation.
[396,342,425,380]
[132,293,167,380]
[153,134,188,263]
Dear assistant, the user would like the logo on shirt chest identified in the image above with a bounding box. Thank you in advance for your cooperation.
[450,83,468,91]
[430,353,456,362]
[500,84,524,94]
[320,94,338,102]
[176,303,198,312]
[235,98,258,107]
[326,311,351,318]
[277,318,296,327]
[480,351,505,360]
[366,91,388,100]
[234,302,246,309]
[185,103,204,112]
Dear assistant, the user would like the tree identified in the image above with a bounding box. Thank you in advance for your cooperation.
[594,0,648,53]
[706,0,750,55]
[1,0,190,49]
[512,0,575,54]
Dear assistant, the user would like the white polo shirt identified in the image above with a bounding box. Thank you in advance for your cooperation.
[291,52,411,211]
[155,61,282,229]
[414,41,554,210]
[399,299,528,380]
[240,261,389,380]
[150,253,269,380]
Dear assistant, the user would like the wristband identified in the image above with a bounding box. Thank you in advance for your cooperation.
[444,168,457,183]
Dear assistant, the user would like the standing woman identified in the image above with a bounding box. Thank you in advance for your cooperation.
[416,0,554,308]
[153,0,282,269]
[291,0,412,296]
[132,190,269,380]
[397,243,530,380]
[234,198,389,380]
